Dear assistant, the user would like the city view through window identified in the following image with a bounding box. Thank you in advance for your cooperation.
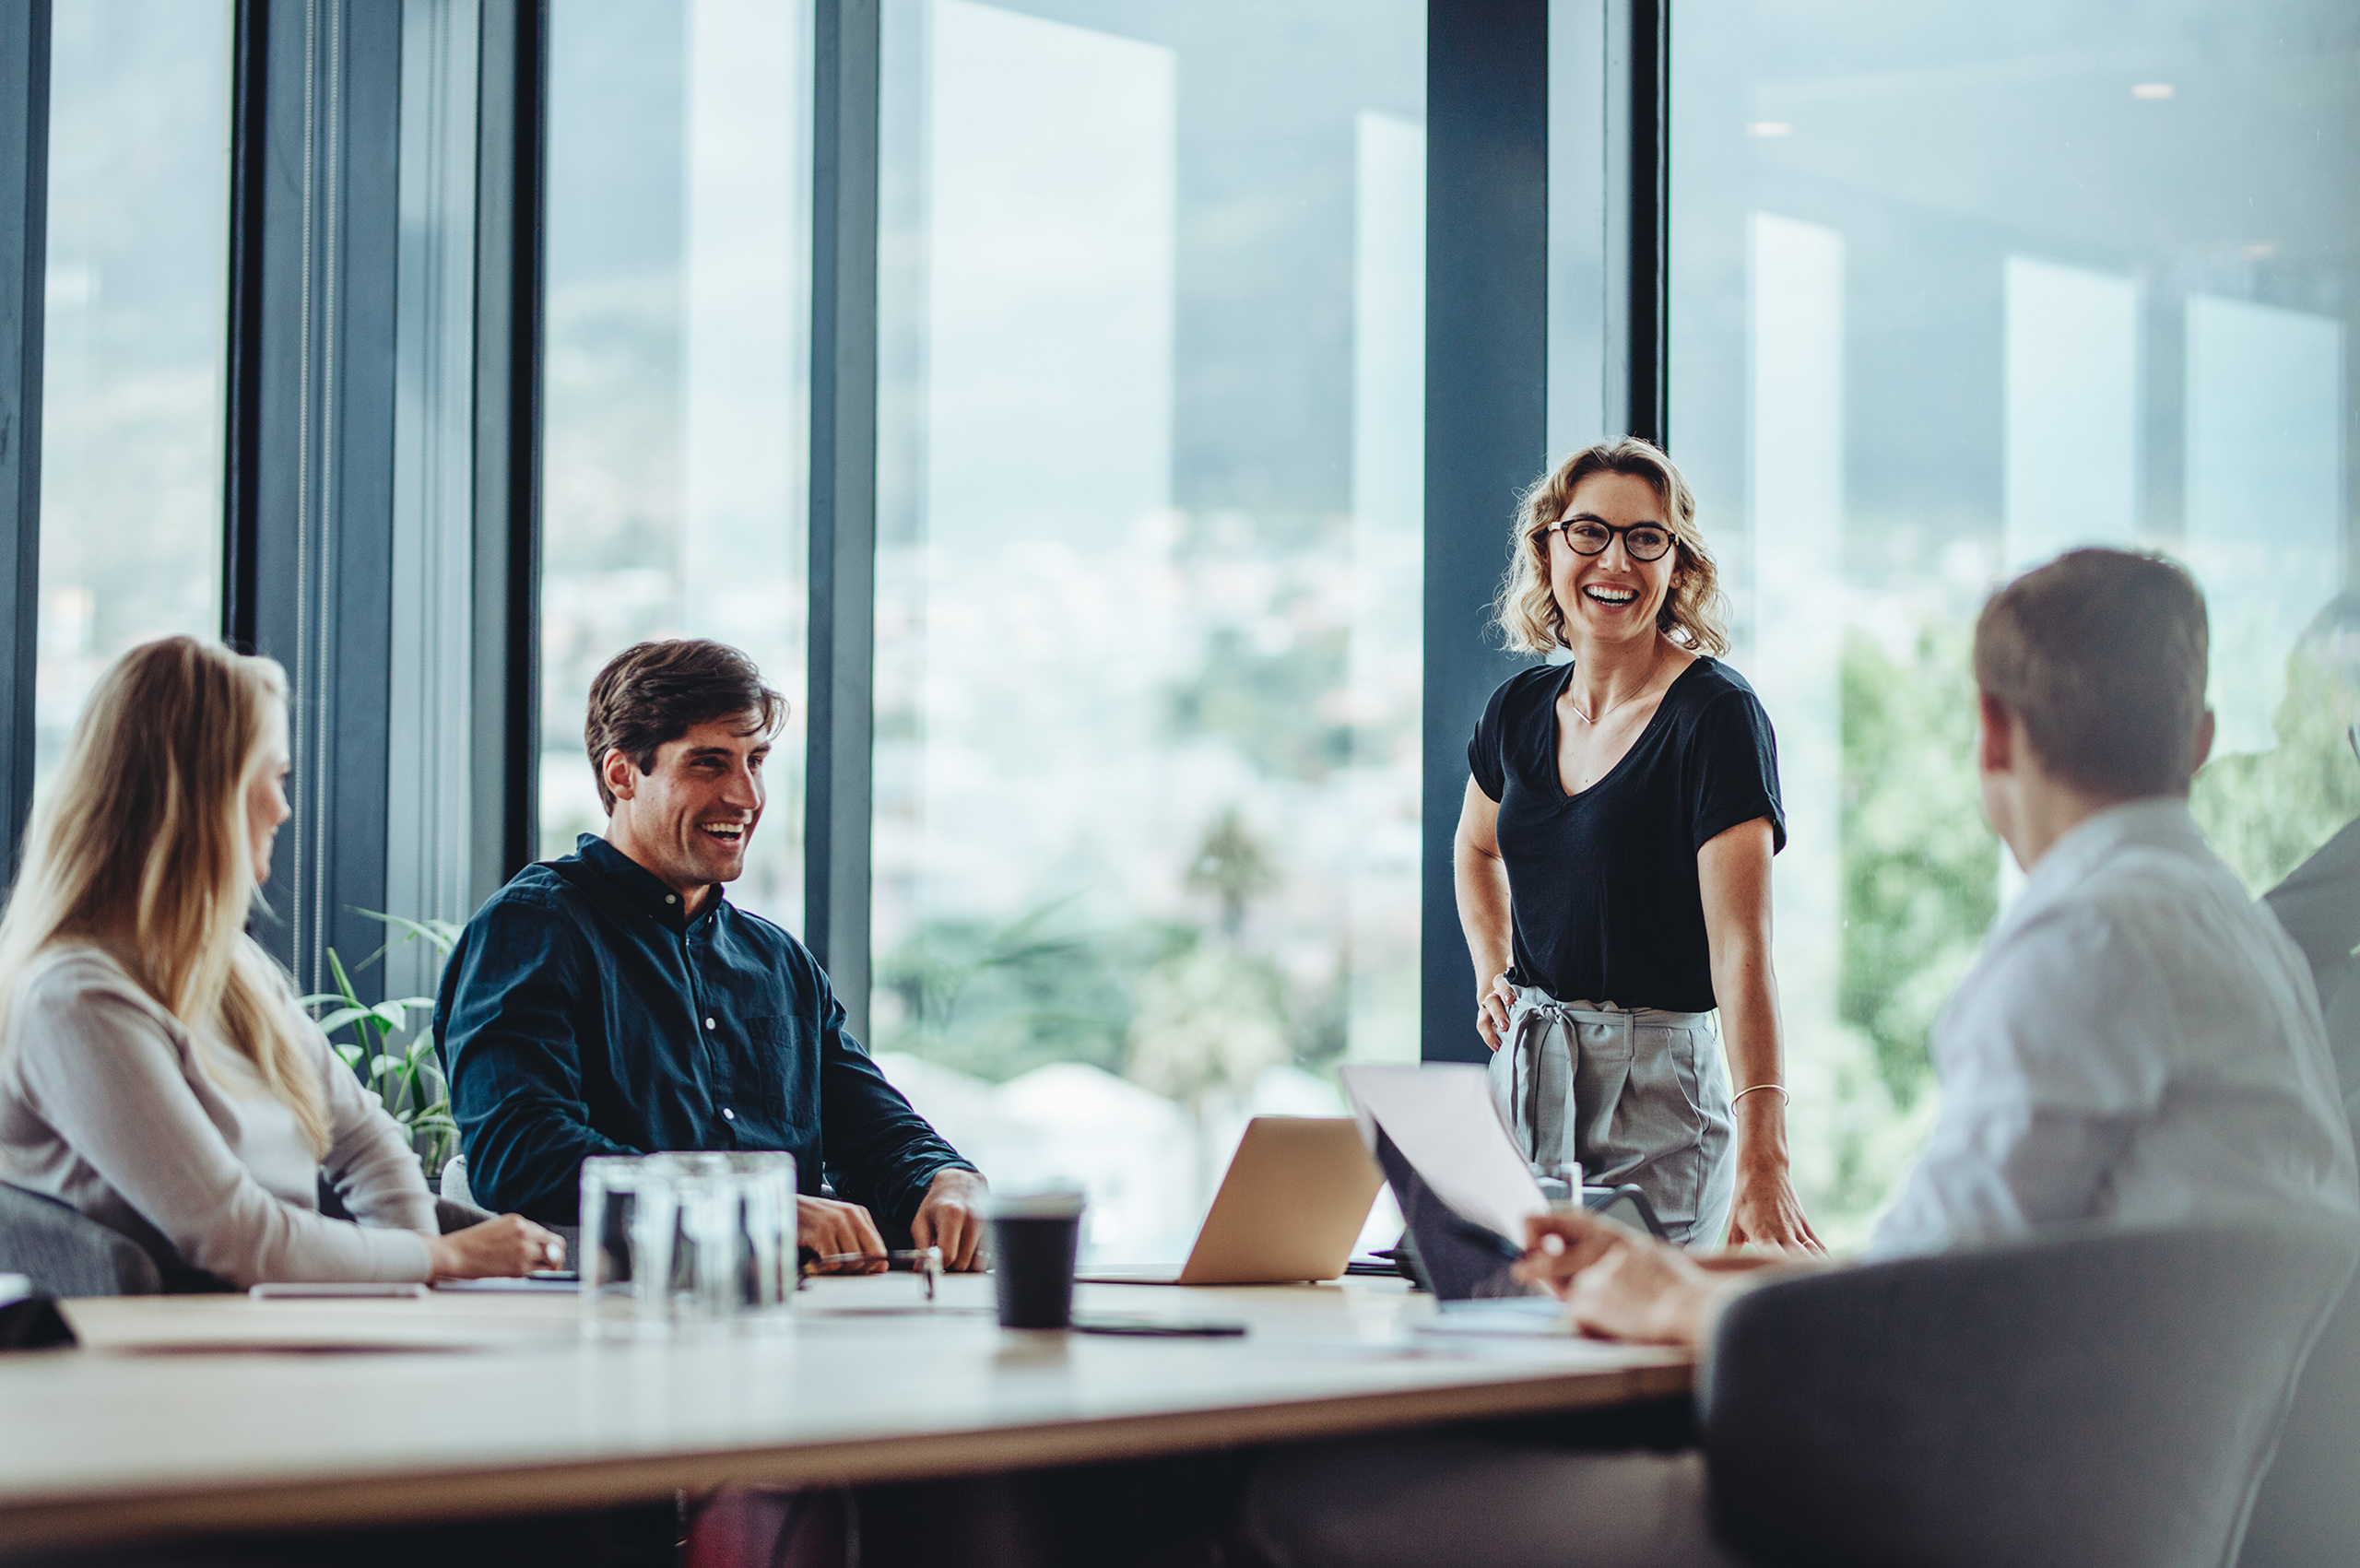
[1667,0,2360,1243]
[530,2,2358,1257]
[864,0,1426,1260]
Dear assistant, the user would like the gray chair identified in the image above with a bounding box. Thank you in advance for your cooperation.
[1700,1222,2356,1568]
[0,1182,160,1297]
[2237,815,2360,1568]
[2239,1277,2360,1567]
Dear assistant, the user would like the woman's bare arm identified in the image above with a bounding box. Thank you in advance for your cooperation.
[1454,778,1516,1051]
[1698,818,1823,1254]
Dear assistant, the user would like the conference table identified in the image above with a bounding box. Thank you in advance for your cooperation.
[0,1273,1692,1558]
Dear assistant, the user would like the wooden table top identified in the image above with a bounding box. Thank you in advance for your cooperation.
[0,1274,1690,1556]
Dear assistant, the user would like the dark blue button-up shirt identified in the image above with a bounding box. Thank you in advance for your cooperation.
[437,835,973,1229]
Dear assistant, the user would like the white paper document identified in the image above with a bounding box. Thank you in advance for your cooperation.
[1339,1064,1550,1243]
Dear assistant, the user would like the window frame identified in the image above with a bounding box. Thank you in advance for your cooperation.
[0,0,1659,1049]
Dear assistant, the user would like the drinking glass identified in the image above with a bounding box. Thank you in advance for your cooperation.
[579,1151,796,1338]
[709,1151,796,1326]
[579,1153,681,1340]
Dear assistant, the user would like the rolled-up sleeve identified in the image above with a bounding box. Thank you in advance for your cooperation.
[438,894,636,1224]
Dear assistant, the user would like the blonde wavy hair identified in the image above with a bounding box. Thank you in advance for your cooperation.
[0,637,327,1151]
[1493,437,1730,656]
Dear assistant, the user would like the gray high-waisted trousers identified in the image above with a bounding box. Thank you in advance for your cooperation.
[1489,987,1735,1248]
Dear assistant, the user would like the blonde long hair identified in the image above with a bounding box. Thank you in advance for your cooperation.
[0,637,328,1151]
[1493,437,1731,656]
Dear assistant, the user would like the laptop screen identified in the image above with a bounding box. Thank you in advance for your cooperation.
[1372,1127,1550,1304]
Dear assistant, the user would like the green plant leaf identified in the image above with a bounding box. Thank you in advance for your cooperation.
[333,1043,362,1068]
[313,1006,372,1036]
[348,908,465,972]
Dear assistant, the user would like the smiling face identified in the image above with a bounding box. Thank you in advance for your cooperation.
[601,713,769,905]
[1547,471,1682,651]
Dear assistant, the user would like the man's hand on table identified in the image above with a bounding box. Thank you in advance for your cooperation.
[911,1168,988,1272]
[1513,1209,1736,1348]
[798,1194,890,1272]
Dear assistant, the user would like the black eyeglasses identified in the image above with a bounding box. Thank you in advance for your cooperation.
[1553,519,1675,562]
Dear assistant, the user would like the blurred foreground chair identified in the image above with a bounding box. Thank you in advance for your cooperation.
[0,1181,159,1297]
[1702,1222,2354,1568]
[2239,1275,2360,1568]
[2238,813,2360,1568]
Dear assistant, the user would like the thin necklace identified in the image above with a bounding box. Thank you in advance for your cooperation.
[1565,658,1660,726]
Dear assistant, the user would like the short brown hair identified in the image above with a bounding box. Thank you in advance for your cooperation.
[1973,548,2210,797]
[1493,437,1730,656]
[584,640,786,812]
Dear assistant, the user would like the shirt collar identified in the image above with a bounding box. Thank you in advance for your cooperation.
[575,833,724,933]
[1999,796,2204,937]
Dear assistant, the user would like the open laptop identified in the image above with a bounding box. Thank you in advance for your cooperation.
[1076,1115,1386,1285]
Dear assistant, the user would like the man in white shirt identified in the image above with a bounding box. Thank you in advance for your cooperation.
[1243,548,2359,1568]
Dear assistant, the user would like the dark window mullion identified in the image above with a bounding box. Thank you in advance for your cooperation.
[1422,0,1552,1063]
[0,0,48,878]
[807,0,880,1040]
[473,0,548,905]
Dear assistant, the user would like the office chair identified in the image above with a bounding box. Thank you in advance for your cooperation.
[0,1181,160,1297]
[2239,804,2360,1568]
[2239,1271,2360,1568]
[1700,1222,2355,1568]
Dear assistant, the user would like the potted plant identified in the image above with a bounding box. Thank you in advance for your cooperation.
[303,911,463,1184]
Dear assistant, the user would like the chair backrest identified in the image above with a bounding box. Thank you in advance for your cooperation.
[1700,1222,2357,1568]
[2241,824,2360,1567]
[2238,1271,2360,1568]
[0,1182,161,1297]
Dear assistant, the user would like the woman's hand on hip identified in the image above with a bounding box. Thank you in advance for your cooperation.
[1476,973,1516,1052]
[1723,1153,1823,1256]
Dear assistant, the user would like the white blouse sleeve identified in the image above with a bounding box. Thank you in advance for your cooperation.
[10,968,433,1286]
[312,1020,442,1236]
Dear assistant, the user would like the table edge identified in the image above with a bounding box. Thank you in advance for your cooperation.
[0,1360,1692,1554]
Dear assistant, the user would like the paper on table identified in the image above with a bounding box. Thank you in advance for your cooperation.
[60,1297,570,1353]
[1339,1064,1549,1243]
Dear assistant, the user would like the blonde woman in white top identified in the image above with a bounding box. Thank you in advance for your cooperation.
[0,636,559,1287]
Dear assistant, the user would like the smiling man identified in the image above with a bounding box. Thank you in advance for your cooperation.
[437,639,986,1267]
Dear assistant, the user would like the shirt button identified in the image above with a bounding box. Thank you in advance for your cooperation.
[721,1107,736,1121]
[665,894,677,904]
[704,1017,716,1031]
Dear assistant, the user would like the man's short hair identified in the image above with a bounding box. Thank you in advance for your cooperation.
[584,640,785,812]
[1973,548,2209,797]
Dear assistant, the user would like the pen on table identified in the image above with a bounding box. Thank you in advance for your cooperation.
[800,1246,945,1298]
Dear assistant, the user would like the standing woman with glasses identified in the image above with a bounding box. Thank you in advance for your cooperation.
[1457,438,1821,1251]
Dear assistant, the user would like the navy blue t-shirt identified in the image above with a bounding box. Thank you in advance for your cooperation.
[1469,657,1785,1013]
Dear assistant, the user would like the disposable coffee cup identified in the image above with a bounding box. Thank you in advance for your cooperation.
[985,1188,1087,1329]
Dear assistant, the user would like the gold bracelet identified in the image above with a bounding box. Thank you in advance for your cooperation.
[1730,1082,1789,1106]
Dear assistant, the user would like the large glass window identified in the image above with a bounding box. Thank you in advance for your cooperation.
[539,0,814,927]
[870,0,1425,1259]
[1670,3,2360,1243]
[35,0,234,781]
